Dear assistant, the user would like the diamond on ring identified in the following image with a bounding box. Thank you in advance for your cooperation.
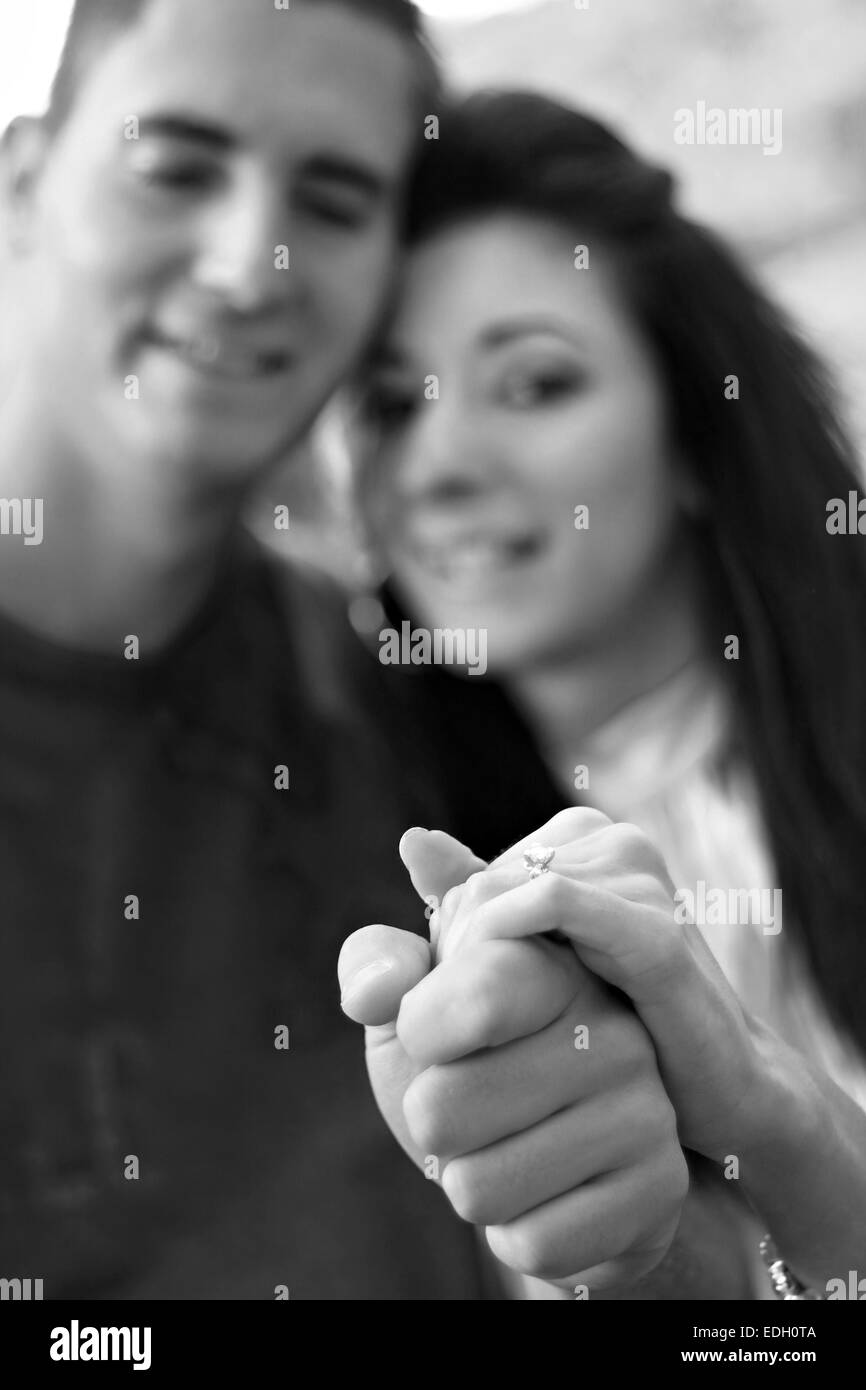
[523,845,556,880]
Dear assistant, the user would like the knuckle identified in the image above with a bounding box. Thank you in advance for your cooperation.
[438,881,465,923]
[441,1157,490,1224]
[643,1087,682,1152]
[401,1068,455,1155]
[625,870,671,908]
[439,870,515,958]
[647,1151,690,1230]
[607,821,663,871]
[460,870,492,910]
[639,838,670,883]
[615,1023,657,1078]
[587,1005,654,1079]
[635,1138,690,1224]
[618,1005,658,1055]
[670,1148,691,1203]
[545,807,610,842]
[455,868,511,920]
[486,1222,557,1281]
[534,872,577,930]
[621,1059,678,1124]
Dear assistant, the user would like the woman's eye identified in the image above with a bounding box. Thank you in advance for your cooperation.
[502,371,579,409]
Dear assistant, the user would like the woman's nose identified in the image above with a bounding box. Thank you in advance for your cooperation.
[395,399,499,506]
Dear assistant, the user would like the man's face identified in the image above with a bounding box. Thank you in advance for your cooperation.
[8,0,418,486]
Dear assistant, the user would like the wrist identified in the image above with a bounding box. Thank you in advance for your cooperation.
[733,1018,825,1182]
[709,1019,866,1290]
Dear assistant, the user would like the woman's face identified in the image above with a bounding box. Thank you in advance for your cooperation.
[360,214,687,675]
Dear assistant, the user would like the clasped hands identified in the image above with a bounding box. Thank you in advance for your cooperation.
[338,809,767,1292]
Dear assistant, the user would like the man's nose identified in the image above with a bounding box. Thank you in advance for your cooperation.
[191,173,293,313]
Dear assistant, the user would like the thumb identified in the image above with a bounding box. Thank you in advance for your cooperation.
[399,827,487,907]
[338,923,431,1026]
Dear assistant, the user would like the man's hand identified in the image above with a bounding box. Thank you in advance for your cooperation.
[338,810,689,1292]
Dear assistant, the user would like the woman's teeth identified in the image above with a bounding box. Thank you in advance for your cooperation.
[419,535,542,582]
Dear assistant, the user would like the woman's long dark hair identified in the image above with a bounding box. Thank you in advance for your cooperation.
[406,91,866,1054]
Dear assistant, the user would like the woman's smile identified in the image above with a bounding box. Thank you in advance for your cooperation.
[397,519,552,593]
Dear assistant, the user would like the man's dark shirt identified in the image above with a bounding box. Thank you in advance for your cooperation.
[0,538,561,1300]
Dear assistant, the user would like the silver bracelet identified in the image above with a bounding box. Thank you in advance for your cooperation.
[759,1234,823,1300]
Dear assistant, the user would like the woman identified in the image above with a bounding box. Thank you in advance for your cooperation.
[349,91,866,1297]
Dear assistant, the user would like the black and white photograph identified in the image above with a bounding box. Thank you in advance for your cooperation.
[0,0,865,1358]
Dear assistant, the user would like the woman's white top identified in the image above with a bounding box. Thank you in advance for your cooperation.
[531,661,864,1301]
[509,661,864,1299]
[570,660,866,1116]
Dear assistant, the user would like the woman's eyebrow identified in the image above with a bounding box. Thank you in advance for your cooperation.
[479,317,583,349]
[370,319,585,372]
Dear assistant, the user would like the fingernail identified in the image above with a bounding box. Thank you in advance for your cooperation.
[399,827,429,855]
[340,958,394,1006]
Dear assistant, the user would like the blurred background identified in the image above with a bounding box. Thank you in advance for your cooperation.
[432,0,866,447]
[3,0,865,557]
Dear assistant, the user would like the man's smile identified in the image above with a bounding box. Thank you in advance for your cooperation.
[142,324,295,384]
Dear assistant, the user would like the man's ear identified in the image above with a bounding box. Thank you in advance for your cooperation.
[0,115,51,255]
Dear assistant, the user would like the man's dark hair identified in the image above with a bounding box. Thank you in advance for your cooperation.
[46,0,438,134]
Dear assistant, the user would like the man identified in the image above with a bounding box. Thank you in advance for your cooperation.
[0,0,496,1301]
[0,0,745,1300]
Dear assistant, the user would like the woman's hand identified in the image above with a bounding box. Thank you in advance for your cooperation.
[421,808,866,1290]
